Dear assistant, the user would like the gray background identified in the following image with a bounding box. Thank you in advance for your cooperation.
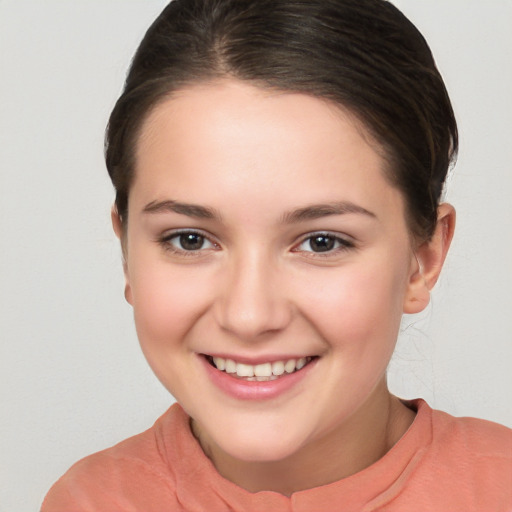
[1,1,511,510]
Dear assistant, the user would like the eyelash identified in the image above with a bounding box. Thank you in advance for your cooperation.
[158,229,219,257]
[157,230,355,258]
[292,232,355,257]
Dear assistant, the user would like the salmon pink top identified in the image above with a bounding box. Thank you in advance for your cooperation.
[42,400,512,511]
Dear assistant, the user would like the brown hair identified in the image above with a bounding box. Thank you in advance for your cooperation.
[105,0,457,240]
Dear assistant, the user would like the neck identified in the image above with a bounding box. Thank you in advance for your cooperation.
[191,383,415,496]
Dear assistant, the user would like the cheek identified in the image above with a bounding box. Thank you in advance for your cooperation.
[295,257,408,348]
[128,258,211,349]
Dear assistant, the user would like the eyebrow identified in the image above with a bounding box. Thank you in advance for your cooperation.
[142,200,220,220]
[142,199,376,223]
[281,201,377,223]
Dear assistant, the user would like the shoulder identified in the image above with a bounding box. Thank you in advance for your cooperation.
[41,404,187,512]
[400,400,512,511]
[429,405,512,459]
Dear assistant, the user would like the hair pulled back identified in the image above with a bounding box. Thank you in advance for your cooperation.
[105,0,457,241]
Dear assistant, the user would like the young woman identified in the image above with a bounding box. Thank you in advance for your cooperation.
[42,0,512,510]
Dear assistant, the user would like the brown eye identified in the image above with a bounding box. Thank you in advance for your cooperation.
[161,230,216,253]
[309,235,335,252]
[295,232,354,254]
[179,233,205,251]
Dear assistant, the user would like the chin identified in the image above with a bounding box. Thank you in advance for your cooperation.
[213,422,309,463]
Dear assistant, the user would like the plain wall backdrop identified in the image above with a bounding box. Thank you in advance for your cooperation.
[1,1,511,510]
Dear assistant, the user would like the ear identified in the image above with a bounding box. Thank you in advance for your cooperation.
[111,204,124,240]
[403,203,456,314]
[111,205,133,305]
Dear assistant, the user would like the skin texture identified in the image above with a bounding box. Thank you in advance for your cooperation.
[113,79,455,495]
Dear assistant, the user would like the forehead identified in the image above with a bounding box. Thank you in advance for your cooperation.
[132,80,403,221]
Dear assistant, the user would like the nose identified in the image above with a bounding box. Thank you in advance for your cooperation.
[214,251,292,341]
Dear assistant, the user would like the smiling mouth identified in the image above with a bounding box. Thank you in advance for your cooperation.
[203,355,317,382]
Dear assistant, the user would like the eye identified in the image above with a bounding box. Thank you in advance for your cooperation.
[295,233,353,254]
[160,230,217,253]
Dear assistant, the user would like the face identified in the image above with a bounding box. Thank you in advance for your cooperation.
[122,80,420,463]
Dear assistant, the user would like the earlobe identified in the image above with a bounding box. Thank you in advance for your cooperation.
[403,203,456,314]
[111,204,133,305]
[124,282,133,305]
[111,205,123,240]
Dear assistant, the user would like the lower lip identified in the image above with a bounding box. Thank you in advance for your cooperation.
[200,355,318,400]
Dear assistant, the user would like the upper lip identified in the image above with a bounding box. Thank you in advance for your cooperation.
[200,353,317,365]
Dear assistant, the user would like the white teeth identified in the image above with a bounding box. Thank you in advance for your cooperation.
[225,359,237,374]
[254,362,272,377]
[271,361,285,376]
[284,359,297,373]
[296,357,307,370]
[236,363,254,377]
[210,355,313,377]
[213,357,225,371]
